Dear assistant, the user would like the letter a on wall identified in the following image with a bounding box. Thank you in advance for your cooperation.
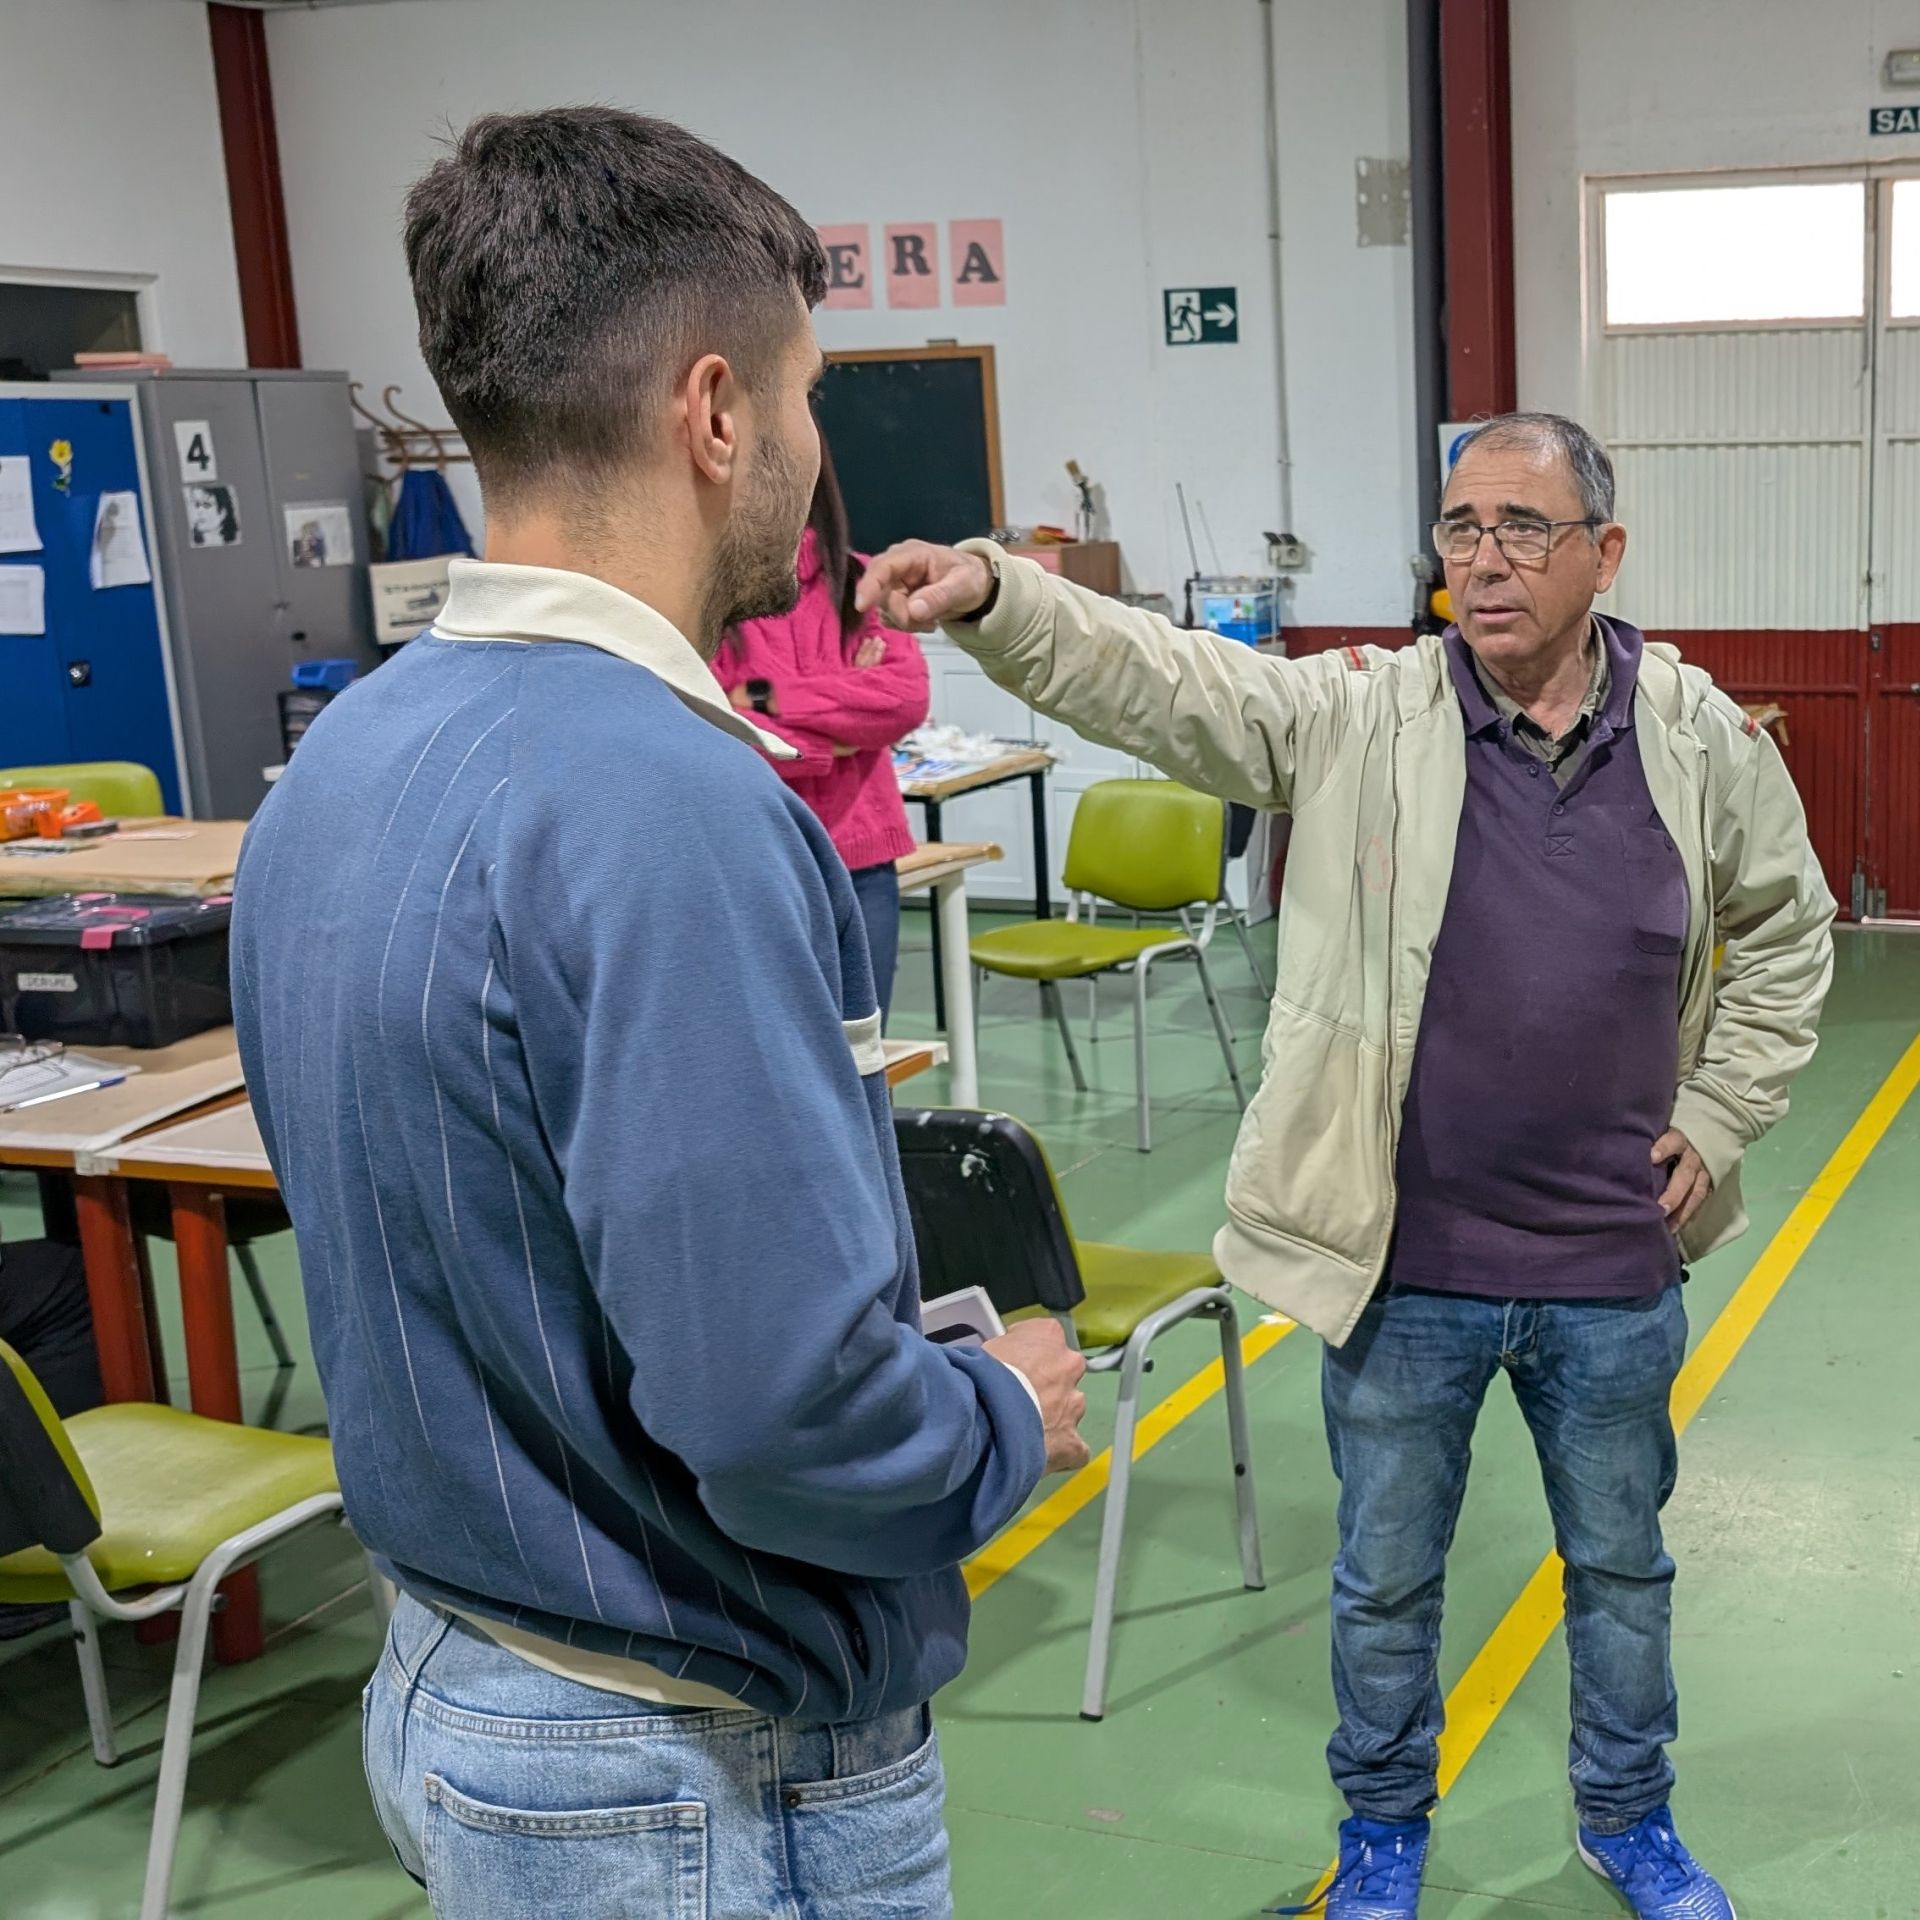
[949,219,1006,307]
[885,224,941,309]
[816,225,872,309]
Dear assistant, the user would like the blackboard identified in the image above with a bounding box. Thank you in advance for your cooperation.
[815,346,1004,556]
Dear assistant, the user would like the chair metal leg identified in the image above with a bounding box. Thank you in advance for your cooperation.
[139,1564,221,1920]
[1132,958,1154,1152]
[1082,1335,1152,1721]
[1041,981,1090,1093]
[1193,949,1249,1110]
[1231,906,1271,998]
[1214,1299,1265,1591]
[70,1600,119,1767]
[234,1243,295,1371]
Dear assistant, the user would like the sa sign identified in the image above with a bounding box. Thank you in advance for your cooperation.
[1871,105,1920,135]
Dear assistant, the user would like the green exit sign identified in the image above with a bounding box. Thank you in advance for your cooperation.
[1871,104,1920,135]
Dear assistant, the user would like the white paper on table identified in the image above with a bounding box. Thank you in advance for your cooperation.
[0,456,41,554]
[90,490,152,589]
[0,563,46,635]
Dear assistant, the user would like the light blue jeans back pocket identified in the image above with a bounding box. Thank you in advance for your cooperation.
[422,1773,707,1920]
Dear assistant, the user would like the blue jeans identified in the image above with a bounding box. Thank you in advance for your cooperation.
[849,863,900,1028]
[364,1592,951,1918]
[1322,1284,1686,1835]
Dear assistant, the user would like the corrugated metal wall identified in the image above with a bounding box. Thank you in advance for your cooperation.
[1601,328,1869,631]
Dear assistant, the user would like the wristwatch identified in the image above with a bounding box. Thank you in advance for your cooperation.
[744,678,775,715]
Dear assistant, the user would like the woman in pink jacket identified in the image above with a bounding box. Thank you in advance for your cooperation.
[719,439,929,1022]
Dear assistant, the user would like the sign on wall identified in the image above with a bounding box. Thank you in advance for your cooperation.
[814,221,1007,310]
[1871,104,1920,136]
[1164,286,1238,345]
[817,224,872,309]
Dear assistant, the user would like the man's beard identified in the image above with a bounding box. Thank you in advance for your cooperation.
[695,437,810,658]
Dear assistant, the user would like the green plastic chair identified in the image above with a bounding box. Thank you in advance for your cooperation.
[894,1107,1264,1721]
[970,779,1248,1150]
[0,761,165,817]
[0,1339,351,1920]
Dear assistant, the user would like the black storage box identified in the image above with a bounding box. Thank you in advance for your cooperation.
[0,894,233,1050]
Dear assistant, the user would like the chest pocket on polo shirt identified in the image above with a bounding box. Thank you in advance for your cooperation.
[1621,823,1688,957]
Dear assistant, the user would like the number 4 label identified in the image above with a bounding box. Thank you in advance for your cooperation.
[173,420,217,483]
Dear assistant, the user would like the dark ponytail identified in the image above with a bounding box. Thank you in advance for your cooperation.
[811,431,864,644]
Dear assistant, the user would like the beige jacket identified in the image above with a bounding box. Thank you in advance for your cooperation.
[948,545,1838,1345]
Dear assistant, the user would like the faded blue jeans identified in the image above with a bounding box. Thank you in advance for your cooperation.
[364,1592,951,1918]
[1322,1284,1687,1835]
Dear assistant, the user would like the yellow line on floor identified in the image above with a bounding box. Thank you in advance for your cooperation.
[964,1317,1297,1601]
[1294,1029,1920,1904]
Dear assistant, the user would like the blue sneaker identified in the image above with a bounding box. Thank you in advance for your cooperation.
[1579,1808,1736,1918]
[1267,1814,1429,1917]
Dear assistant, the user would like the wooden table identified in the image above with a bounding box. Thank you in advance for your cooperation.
[882,1038,949,1088]
[895,842,1001,1105]
[901,749,1054,1028]
[0,818,246,899]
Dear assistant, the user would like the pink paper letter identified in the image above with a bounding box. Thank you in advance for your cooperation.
[949,220,1006,306]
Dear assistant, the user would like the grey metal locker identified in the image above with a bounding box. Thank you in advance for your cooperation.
[53,367,378,819]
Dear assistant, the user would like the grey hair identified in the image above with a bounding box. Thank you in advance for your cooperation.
[1449,411,1616,523]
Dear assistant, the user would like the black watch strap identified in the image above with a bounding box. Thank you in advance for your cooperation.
[954,562,1002,624]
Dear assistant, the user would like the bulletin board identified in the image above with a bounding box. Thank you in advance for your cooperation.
[815,346,1005,556]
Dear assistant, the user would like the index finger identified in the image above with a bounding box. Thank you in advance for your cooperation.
[854,541,934,614]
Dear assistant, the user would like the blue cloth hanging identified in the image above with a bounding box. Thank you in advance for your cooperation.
[387,468,475,561]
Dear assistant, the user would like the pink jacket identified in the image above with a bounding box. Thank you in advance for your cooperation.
[716,531,930,874]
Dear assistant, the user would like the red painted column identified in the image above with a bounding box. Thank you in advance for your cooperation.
[1439,0,1516,419]
[207,3,302,369]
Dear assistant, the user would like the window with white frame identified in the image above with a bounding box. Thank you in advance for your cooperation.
[1601,181,1867,328]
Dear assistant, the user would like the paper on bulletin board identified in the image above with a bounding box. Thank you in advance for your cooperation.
[0,457,42,555]
[285,501,355,569]
[0,564,47,635]
[90,490,152,589]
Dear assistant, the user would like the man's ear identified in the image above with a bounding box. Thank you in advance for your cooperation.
[679,352,739,485]
[1594,521,1627,594]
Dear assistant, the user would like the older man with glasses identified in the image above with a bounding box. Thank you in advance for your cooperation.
[860,411,1836,1919]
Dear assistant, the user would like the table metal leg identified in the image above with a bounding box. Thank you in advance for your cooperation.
[1030,770,1052,920]
[922,798,948,1031]
[170,1183,263,1665]
[935,875,979,1107]
[73,1176,156,1404]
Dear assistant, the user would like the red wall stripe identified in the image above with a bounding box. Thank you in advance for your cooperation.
[1276,623,1908,915]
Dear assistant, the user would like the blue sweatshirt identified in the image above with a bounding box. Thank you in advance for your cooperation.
[230,561,1045,1719]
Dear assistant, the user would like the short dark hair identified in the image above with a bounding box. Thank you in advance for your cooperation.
[404,107,827,506]
[1451,410,1616,522]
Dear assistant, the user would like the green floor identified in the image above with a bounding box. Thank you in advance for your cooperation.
[2,917,1917,1918]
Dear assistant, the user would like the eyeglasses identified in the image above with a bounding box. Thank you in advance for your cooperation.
[1431,517,1603,564]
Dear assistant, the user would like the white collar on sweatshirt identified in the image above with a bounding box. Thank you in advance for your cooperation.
[432,557,796,760]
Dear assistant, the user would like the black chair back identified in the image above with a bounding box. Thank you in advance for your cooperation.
[0,1339,100,1563]
[893,1109,1085,1321]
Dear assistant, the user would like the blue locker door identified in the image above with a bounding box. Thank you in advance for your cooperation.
[0,399,75,770]
[30,397,184,812]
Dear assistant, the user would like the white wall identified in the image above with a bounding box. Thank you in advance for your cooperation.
[265,0,1418,625]
[1512,0,1920,420]
[0,0,245,366]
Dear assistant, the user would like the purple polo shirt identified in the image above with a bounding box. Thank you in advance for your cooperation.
[1382,617,1687,1301]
